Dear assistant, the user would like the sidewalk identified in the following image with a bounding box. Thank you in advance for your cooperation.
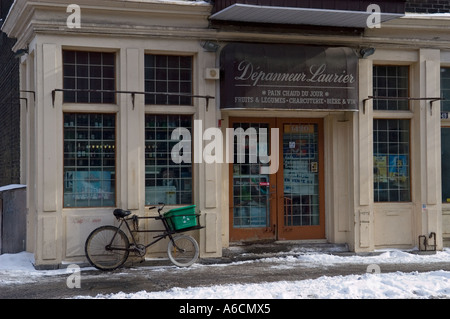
[120,241,437,268]
[1,243,448,299]
[201,241,414,264]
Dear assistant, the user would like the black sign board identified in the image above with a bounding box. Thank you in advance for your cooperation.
[220,43,359,111]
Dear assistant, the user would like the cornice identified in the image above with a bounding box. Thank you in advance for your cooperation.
[3,1,450,52]
[3,0,212,49]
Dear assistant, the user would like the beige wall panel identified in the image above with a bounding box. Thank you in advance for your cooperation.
[359,211,371,248]
[65,213,115,258]
[374,207,413,247]
[425,59,440,205]
[125,48,143,210]
[205,212,218,253]
[42,44,59,212]
[41,216,57,260]
[336,121,350,232]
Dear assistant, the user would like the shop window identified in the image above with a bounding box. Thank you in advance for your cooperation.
[63,50,116,103]
[442,127,450,203]
[145,114,193,205]
[373,119,411,202]
[145,55,193,105]
[373,65,409,111]
[441,68,450,112]
[63,113,116,207]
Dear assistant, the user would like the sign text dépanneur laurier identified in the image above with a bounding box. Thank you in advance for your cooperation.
[220,44,359,111]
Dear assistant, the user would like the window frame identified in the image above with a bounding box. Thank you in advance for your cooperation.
[441,66,450,203]
[144,113,194,206]
[441,126,450,203]
[372,64,413,203]
[373,65,410,111]
[441,67,450,113]
[63,112,117,208]
[373,118,412,203]
[144,54,194,106]
[62,50,117,104]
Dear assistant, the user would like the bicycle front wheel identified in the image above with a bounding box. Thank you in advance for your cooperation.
[85,225,130,271]
[167,234,199,267]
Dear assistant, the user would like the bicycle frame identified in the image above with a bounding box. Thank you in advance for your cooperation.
[118,215,174,251]
[107,207,202,253]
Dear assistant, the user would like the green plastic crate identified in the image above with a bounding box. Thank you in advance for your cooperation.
[164,205,197,231]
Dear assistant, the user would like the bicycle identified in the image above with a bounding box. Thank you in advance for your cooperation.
[85,203,203,271]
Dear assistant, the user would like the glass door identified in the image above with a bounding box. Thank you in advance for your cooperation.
[277,119,325,240]
[229,118,324,242]
[229,118,277,241]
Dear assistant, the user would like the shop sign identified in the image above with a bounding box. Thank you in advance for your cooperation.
[220,43,359,111]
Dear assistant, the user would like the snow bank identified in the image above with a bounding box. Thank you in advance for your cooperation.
[82,271,450,299]
[0,252,70,285]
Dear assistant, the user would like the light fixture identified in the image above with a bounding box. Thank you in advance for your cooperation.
[14,48,29,59]
[201,41,220,52]
[360,47,376,59]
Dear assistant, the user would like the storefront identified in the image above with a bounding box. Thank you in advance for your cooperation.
[2,0,449,268]
[220,43,358,242]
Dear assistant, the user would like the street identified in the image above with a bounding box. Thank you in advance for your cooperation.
[1,243,449,299]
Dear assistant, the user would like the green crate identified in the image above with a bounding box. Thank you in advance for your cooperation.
[164,205,197,231]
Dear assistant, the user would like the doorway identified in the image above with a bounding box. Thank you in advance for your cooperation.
[229,117,325,241]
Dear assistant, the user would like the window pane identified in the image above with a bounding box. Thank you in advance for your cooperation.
[145,54,193,106]
[441,68,450,112]
[442,127,450,202]
[373,66,409,111]
[145,114,193,205]
[63,51,116,104]
[63,113,116,207]
[373,119,410,202]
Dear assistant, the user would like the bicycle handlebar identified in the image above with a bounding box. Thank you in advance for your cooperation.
[148,203,165,214]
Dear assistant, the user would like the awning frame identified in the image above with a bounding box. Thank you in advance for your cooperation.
[210,3,405,28]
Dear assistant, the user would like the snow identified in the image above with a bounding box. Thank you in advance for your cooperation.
[405,12,450,19]
[87,271,450,299]
[0,184,26,192]
[1,249,450,299]
[0,252,71,285]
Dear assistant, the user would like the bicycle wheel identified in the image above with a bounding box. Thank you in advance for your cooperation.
[85,225,130,271]
[167,234,199,267]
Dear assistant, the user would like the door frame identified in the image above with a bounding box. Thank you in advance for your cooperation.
[228,117,325,242]
[228,117,277,241]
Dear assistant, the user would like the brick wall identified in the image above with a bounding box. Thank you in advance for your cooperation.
[406,0,450,13]
[0,0,21,187]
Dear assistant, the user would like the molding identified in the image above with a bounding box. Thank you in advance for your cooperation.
[3,1,450,52]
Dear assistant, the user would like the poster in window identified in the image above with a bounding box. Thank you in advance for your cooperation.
[388,155,408,184]
[374,155,387,183]
[73,171,112,200]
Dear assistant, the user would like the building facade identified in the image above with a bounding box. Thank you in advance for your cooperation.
[1,0,450,268]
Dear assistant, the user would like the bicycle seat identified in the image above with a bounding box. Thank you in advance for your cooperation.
[113,209,131,218]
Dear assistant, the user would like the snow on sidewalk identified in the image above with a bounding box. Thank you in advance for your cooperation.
[1,249,450,298]
[84,270,450,299]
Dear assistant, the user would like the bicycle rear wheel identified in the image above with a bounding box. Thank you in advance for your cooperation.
[167,234,199,267]
[85,225,130,271]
